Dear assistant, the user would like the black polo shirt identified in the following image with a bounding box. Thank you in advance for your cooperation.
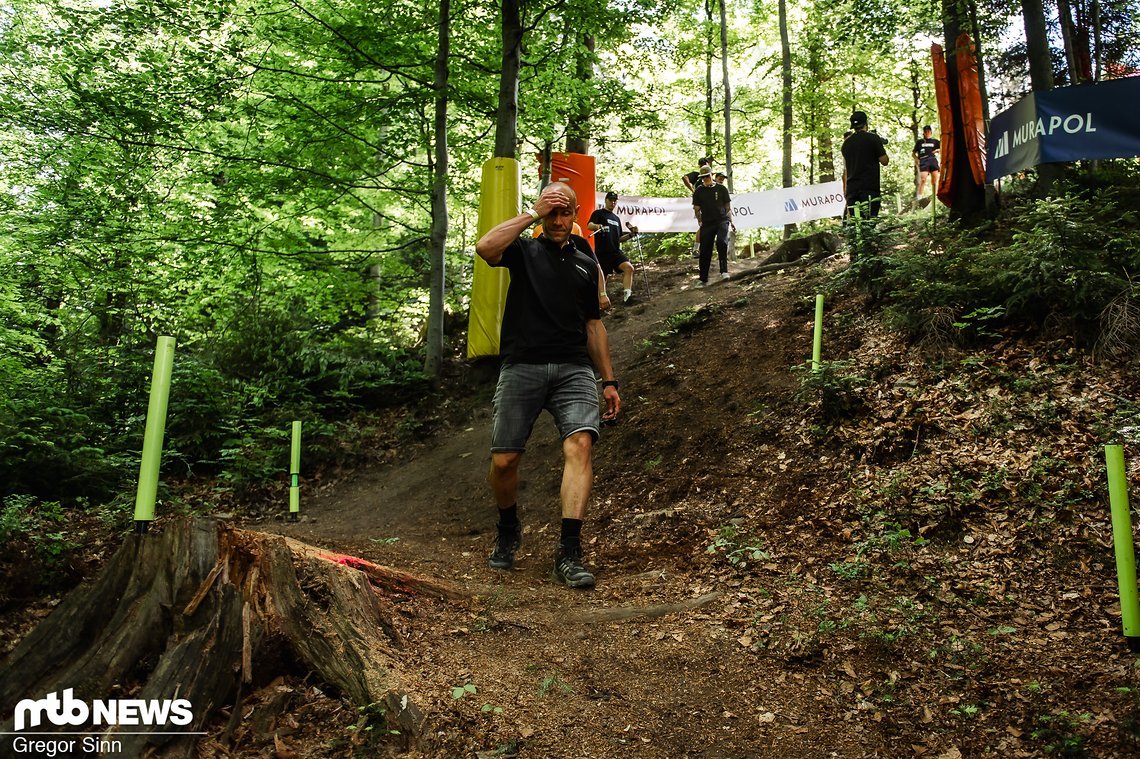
[493,233,601,366]
[841,130,888,197]
[692,182,731,224]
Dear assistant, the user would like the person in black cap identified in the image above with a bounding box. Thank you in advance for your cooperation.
[840,110,889,218]
[691,165,734,286]
[587,191,639,304]
[913,125,940,202]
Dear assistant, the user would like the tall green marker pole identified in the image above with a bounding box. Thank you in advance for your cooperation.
[133,336,176,534]
[812,294,824,372]
[1105,444,1140,652]
[289,421,301,522]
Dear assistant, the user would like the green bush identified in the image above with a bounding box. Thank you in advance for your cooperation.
[860,188,1140,345]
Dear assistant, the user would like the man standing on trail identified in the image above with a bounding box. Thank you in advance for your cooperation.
[588,191,639,304]
[691,165,734,286]
[840,110,889,218]
[474,181,621,589]
[913,125,940,202]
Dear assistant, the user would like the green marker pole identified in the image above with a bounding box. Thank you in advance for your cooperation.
[1105,444,1140,652]
[289,421,301,522]
[133,336,176,534]
[812,294,824,373]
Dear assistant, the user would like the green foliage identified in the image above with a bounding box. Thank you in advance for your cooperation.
[0,495,79,596]
[706,524,769,568]
[860,189,1140,346]
[792,359,868,419]
[1032,711,1092,757]
[450,682,477,700]
[537,673,572,698]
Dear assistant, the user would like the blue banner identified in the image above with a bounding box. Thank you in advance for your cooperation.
[987,77,1140,181]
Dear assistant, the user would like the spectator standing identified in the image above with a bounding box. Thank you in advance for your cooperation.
[588,191,639,304]
[840,110,889,218]
[913,125,940,202]
[691,165,734,286]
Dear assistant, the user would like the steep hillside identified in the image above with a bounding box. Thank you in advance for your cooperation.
[5,249,1140,758]
[249,251,1140,757]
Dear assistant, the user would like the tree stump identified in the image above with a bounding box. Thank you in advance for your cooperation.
[0,518,459,756]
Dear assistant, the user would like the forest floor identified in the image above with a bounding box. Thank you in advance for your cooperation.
[6,244,1140,758]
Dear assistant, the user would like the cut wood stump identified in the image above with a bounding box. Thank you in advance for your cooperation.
[0,518,460,756]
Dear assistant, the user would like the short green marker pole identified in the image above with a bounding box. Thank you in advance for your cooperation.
[288,421,301,522]
[133,336,176,534]
[811,294,824,373]
[1105,444,1140,652]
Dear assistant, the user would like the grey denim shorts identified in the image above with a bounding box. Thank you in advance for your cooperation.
[490,362,600,452]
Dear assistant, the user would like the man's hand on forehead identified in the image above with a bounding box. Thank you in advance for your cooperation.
[535,184,575,215]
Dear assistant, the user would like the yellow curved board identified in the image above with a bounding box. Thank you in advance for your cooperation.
[467,158,521,360]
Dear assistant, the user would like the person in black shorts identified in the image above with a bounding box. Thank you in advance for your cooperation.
[691,165,734,285]
[913,125,940,201]
[474,181,621,589]
[588,191,639,304]
[840,110,889,218]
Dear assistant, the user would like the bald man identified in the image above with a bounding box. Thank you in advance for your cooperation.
[474,182,621,589]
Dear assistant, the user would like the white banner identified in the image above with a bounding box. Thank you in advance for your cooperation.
[595,181,845,233]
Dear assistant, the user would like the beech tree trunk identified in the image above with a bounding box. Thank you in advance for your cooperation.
[565,34,595,155]
[424,0,450,379]
[494,0,522,158]
[0,519,460,755]
[718,0,733,193]
[779,0,796,239]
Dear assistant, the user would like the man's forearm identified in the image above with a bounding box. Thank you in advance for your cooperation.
[475,212,535,264]
[586,320,616,381]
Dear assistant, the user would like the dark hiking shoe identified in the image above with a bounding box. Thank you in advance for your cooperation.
[488,521,522,570]
[552,546,596,589]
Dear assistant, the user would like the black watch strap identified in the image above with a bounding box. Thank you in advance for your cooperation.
[602,380,620,390]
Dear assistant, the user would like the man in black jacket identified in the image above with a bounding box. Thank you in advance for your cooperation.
[841,110,889,218]
[474,182,621,589]
[691,165,734,286]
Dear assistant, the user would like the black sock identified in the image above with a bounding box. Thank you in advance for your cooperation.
[497,503,519,529]
[560,518,583,553]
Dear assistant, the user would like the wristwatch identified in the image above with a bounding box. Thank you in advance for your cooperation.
[602,380,620,390]
[526,208,540,221]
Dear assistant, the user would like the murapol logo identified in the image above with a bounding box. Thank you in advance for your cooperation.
[784,198,799,213]
[14,689,194,731]
[993,131,1010,159]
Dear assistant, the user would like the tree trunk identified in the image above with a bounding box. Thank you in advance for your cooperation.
[424,0,450,379]
[1092,0,1102,80]
[719,0,733,193]
[1056,0,1081,84]
[704,0,714,157]
[565,34,595,155]
[941,1,986,220]
[779,0,795,239]
[0,519,460,754]
[494,0,522,158]
[1020,0,1062,194]
[910,60,922,197]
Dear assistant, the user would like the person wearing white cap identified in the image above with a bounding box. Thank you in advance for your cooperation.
[691,165,734,286]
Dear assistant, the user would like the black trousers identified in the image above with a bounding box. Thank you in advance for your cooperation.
[698,220,730,282]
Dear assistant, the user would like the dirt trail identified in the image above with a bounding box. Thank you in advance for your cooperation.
[273,260,760,584]
[258,255,865,757]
